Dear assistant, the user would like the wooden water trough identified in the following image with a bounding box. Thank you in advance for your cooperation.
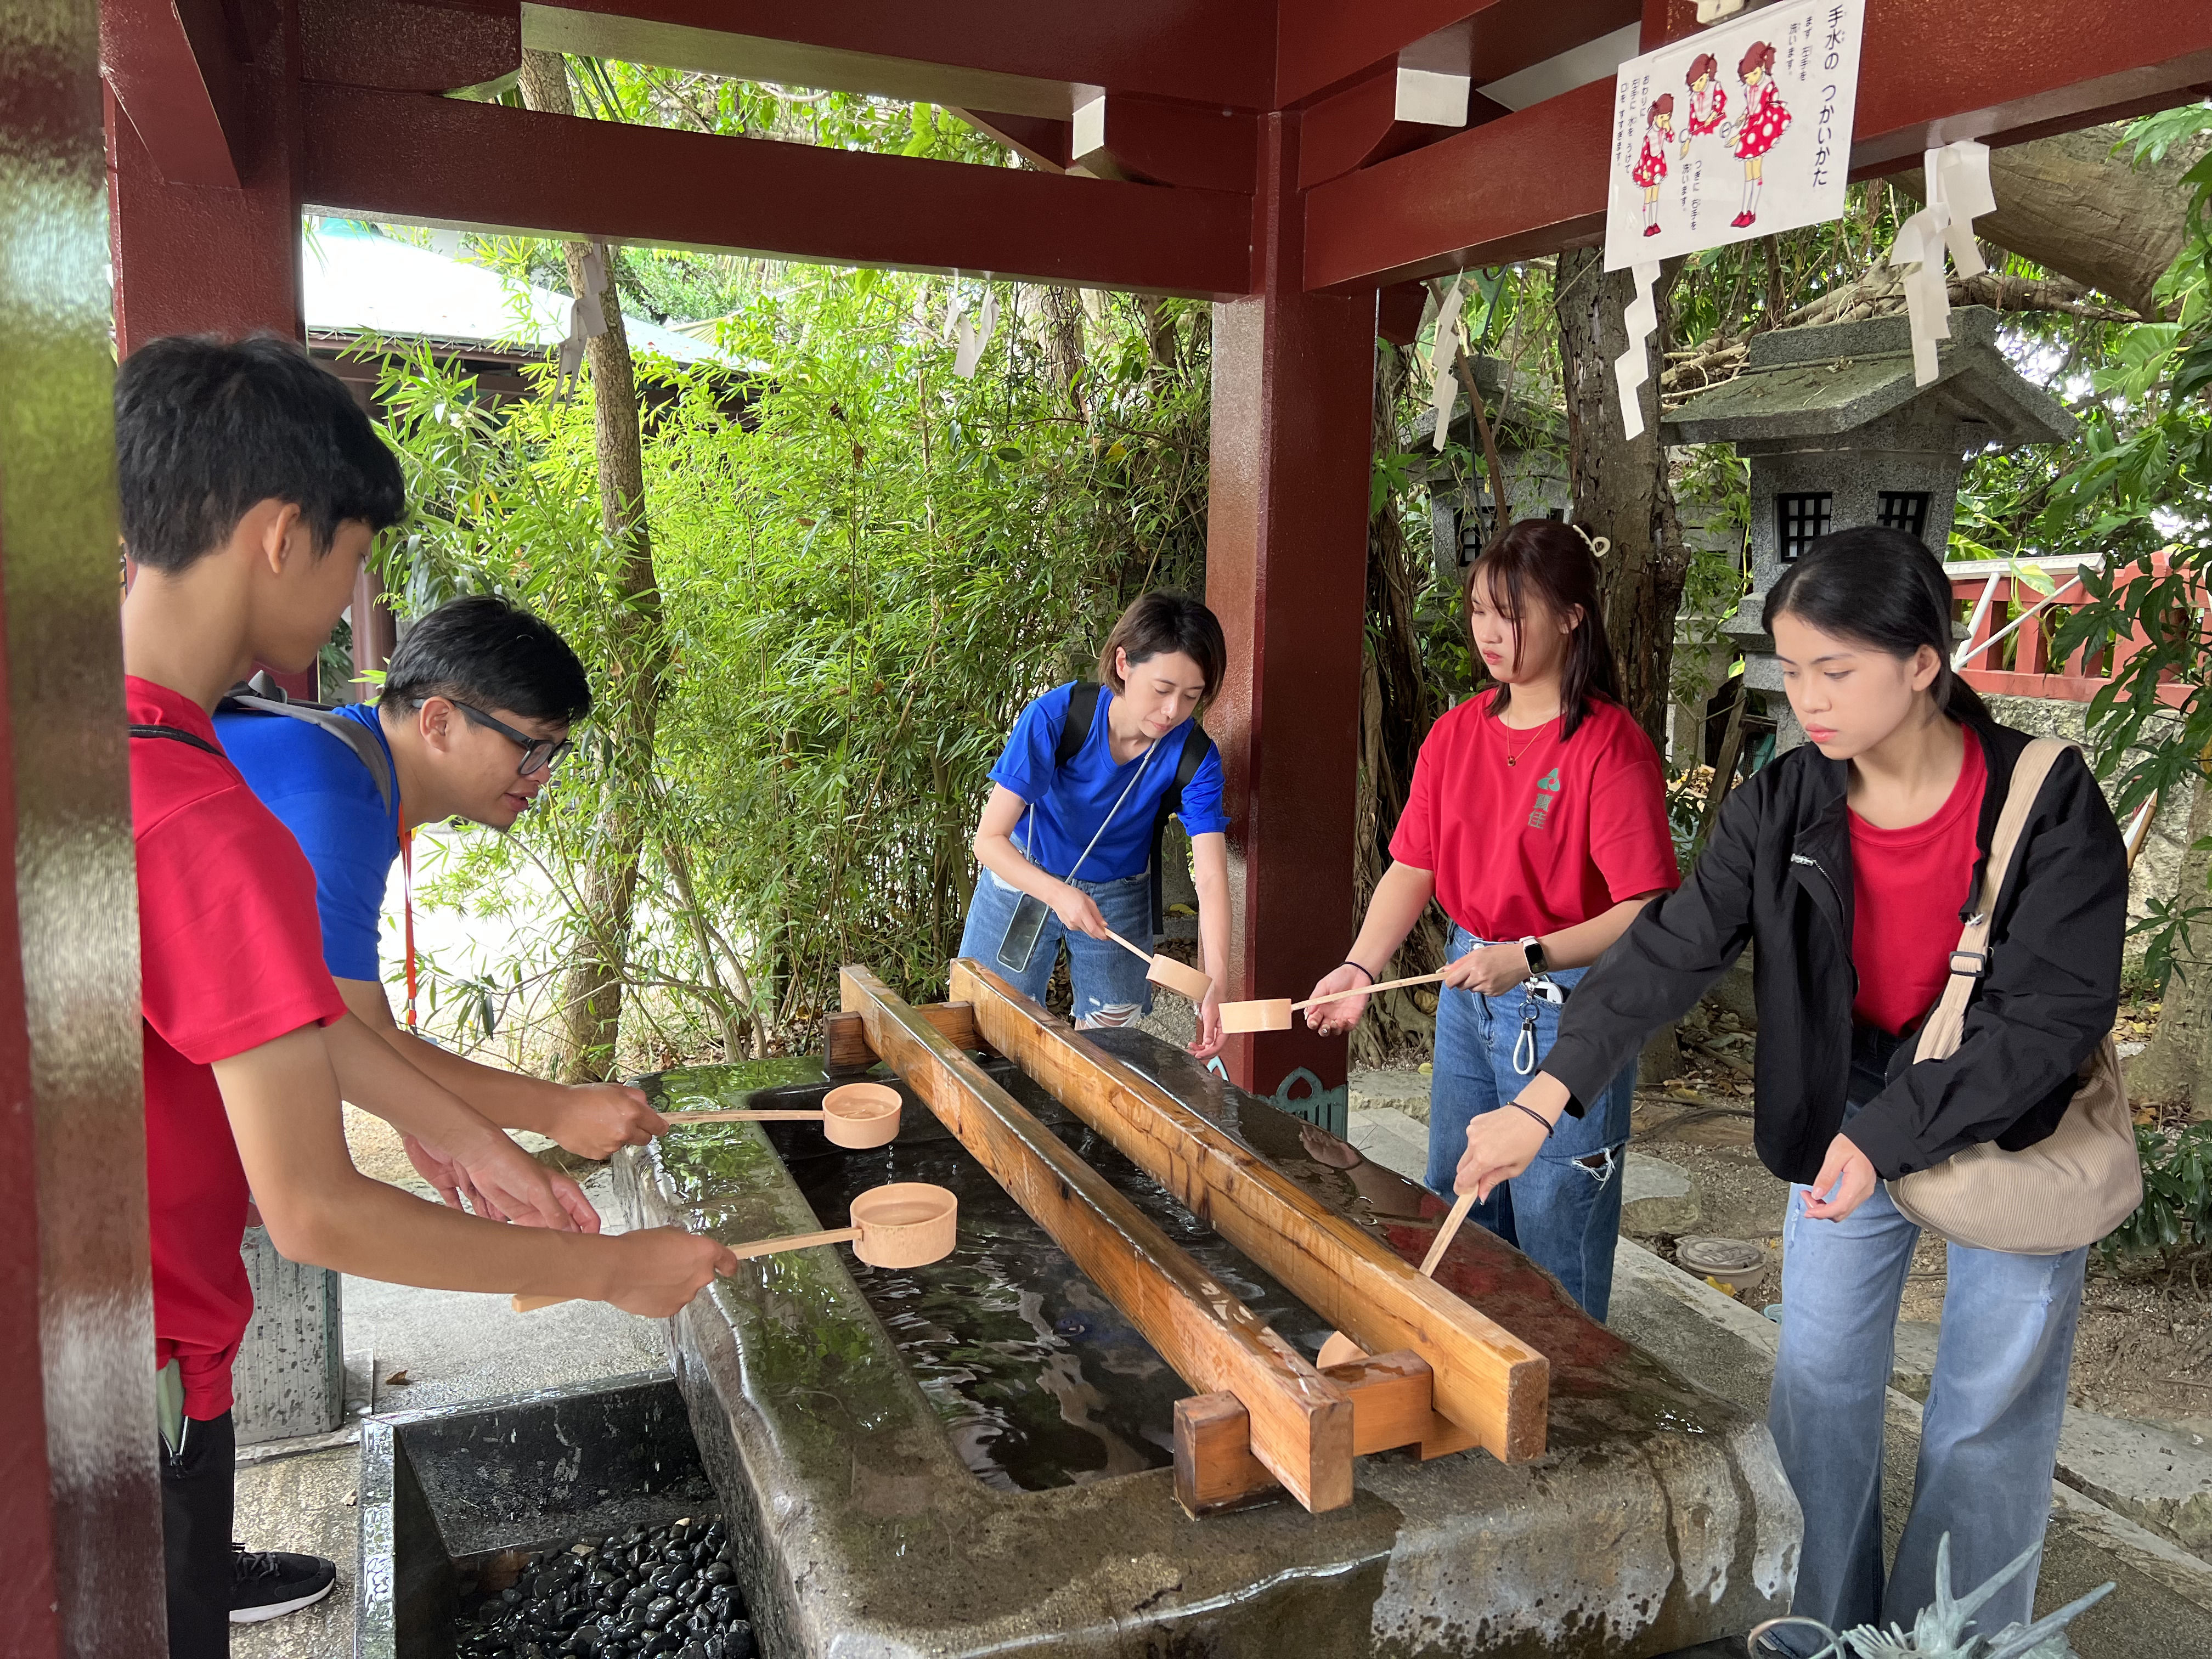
[834,961,1549,1515]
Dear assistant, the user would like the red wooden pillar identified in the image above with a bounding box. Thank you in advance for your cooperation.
[1205,111,1375,1126]
[2,2,167,1654]
[106,0,315,696]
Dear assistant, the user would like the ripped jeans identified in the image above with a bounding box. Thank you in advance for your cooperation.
[1424,926,1634,1320]
[956,866,1154,1028]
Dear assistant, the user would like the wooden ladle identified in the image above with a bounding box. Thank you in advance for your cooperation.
[511,1181,959,1312]
[1218,969,1448,1035]
[1315,1188,1476,1368]
[1103,927,1215,1003]
[657,1082,903,1150]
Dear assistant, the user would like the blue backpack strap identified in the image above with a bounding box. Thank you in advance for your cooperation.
[1147,721,1216,943]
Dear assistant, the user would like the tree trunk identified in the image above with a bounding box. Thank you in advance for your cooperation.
[2130,774,2212,1107]
[1351,344,1447,1068]
[1035,283,1088,418]
[1554,247,1688,753]
[519,49,669,1081]
[1894,123,2208,319]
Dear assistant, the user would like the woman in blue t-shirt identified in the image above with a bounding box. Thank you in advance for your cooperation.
[958,593,1231,1057]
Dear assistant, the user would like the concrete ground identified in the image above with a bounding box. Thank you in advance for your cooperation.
[1350,1096,2212,1657]
[233,1135,670,1659]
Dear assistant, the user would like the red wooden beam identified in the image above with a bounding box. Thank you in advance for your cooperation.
[98,0,249,188]
[299,86,1255,296]
[1276,0,1640,109]
[522,0,1276,111]
[1305,0,2212,292]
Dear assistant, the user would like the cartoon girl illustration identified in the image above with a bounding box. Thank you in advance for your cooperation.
[1630,94,1674,237]
[1683,52,1726,160]
[1731,41,1791,227]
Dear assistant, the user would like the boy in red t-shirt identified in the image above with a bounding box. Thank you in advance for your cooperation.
[117,336,735,1657]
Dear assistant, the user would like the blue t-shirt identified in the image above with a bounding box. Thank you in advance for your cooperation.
[212,702,399,981]
[988,683,1227,882]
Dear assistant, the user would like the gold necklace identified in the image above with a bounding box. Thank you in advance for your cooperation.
[1501,719,1550,768]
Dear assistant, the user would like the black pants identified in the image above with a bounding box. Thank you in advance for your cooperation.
[161,1410,234,1659]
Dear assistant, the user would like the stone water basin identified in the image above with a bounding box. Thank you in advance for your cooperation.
[628,1030,1798,1658]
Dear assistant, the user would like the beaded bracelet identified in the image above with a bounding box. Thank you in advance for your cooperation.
[1507,1100,1555,1137]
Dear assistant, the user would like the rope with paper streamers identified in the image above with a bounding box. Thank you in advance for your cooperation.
[1427,278,1468,450]
[556,242,611,396]
[945,273,1001,380]
[1612,260,1663,441]
[1887,140,1995,386]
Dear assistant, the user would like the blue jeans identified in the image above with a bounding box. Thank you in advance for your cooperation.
[956,866,1155,1024]
[1767,1180,2087,1652]
[1425,926,1634,1320]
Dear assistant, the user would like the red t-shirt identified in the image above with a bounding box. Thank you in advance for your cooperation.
[130,677,347,1417]
[1849,727,1989,1035]
[1390,694,1680,940]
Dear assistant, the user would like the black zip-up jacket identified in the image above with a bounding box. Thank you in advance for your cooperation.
[1543,719,2127,1186]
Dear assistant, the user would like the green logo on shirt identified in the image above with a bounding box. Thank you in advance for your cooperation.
[1528,766,1563,830]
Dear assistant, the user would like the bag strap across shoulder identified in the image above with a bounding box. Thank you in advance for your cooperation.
[221,690,398,818]
[1914,736,2074,1064]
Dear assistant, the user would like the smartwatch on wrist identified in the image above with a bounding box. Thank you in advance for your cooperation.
[1518,935,1548,978]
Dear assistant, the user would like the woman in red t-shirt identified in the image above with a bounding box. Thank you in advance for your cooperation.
[1305,520,1679,1318]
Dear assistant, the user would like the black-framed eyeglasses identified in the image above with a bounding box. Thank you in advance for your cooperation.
[425,698,575,776]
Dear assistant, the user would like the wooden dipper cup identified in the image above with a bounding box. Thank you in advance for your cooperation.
[510,1181,958,1312]
[657,1082,902,1150]
[1218,969,1450,1035]
[1103,928,1214,1002]
[1315,1188,1476,1368]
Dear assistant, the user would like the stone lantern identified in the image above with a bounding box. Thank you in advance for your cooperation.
[1663,304,2075,744]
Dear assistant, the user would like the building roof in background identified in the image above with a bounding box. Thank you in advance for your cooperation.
[302,219,733,368]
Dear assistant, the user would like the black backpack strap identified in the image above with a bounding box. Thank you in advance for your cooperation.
[1056,681,1101,769]
[129,723,223,757]
[1147,722,1216,943]
[219,692,397,817]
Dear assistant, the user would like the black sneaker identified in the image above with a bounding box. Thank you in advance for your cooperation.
[229,1544,338,1623]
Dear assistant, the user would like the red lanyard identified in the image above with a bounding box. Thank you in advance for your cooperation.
[398,820,418,1029]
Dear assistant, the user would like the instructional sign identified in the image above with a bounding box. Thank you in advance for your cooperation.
[1603,0,1866,272]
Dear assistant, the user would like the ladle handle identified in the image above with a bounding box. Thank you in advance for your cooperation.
[657,1109,825,1124]
[511,1225,867,1312]
[1293,969,1447,1011]
[1103,928,1156,964]
[1416,1189,1478,1278]
[726,1225,862,1260]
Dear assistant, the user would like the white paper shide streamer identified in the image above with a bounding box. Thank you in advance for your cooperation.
[1612,261,1663,441]
[952,288,1000,380]
[1427,279,1468,451]
[556,242,611,394]
[1888,139,1995,386]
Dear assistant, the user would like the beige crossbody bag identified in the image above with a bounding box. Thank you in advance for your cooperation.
[1885,737,2142,1255]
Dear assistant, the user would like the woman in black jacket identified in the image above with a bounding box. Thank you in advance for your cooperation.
[1455,528,2126,1653]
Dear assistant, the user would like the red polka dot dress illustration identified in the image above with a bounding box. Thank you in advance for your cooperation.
[1730,41,1790,227]
[1683,52,1726,160]
[1630,95,1674,237]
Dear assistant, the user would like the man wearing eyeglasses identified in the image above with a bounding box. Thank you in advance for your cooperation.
[218,594,666,1212]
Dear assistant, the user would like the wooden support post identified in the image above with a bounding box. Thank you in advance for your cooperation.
[1175,1350,1457,1515]
[840,968,1355,1511]
[822,1000,983,1072]
[953,959,1548,1464]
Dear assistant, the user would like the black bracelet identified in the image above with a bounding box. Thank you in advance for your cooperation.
[1507,1100,1555,1138]
[1339,960,1375,984]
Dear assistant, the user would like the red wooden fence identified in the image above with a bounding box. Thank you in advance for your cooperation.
[1949,555,2193,707]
